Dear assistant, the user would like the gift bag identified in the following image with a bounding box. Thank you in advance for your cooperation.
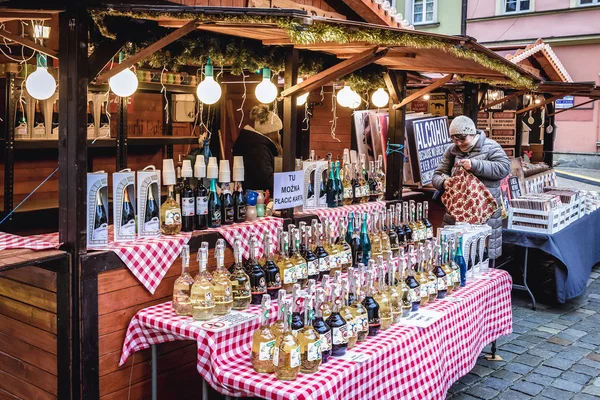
[441,167,498,224]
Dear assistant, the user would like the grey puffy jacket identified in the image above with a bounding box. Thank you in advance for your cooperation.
[432,131,511,260]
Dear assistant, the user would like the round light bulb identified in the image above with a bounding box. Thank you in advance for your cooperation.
[371,88,390,108]
[336,85,354,108]
[535,98,541,104]
[389,7,397,16]
[109,68,138,97]
[196,76,222,104]
[401,19,410,28]
[423,93,431,100]
[297,77,309,106]
[382,1,391,11]
[348,90,362,109]
[255,68,278,104]
[25,66,56,100]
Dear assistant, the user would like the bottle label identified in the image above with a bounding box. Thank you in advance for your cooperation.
[268,272,282,289]
[426,227,433,239]
[251,277,267,294]
[318,257,329,272]
[290,345,301,368]
[212,210,221,226]
[272,346,279,367]
[205,291,213,302]
[237,205,246,220]
[361,185,369,197]
[297,262,308,280]
[196,197,208,215]
[358,314,368,332]
[224,207,234,223]
[144,217,160,233]
[307,339,322,361]
[452,270,460,284]
[343,187,353,200]
[420,284,429,299]
[446,274,453,289]
[164,209,181,226]
[121,220,136,236]
[356,251,363,265]
[283,266,297,284]
[428,280,437,295]
[308,260,319,276]
[259,340,276,361]
[347,318,356,337]
[328,255,338,270]
[437,277,447,291]
[368,316,380,327]
[344,250,353,265]
[332,325,348,345]
[292,328,302,338]
[409,287,420,303]
[322,331,332,351]
[92,223,108,241]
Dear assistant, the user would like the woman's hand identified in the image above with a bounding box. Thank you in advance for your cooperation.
[444,179,451,190]
[458,159,472,171]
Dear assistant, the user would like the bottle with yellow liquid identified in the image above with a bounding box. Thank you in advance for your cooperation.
[433,244,448,299]
[336,219,353,272]
[379,210,392,255]
[212,240,233,315]
[190,244,215,321]
[388,208,400,258]
[408,201,420,243]
[290,228,308,287]
[416,245,429,306]
[172,245,194,316]
[270,289,287,339]
[340,278,357,349]
[298,294,322,373]
[277,231,297,293]
[314,223,330,281]
[373,257,392,330]
[321,274,332,319]
[359,154,370,203]
[386,252,402,324]
[251,294,276,373]
[405,245,421,312]
[376,155,386,201]
[341,157,354,205]
[303,226,319,282]
[370,212,383,260]
[230,238,251,310]
[416,203,427,244]
[441,241,454,296]
[425,242,438,303]
[273,300,301,381]
[398,248,412,318]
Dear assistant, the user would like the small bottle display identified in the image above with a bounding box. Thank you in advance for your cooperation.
[312,288,332,364]
[172,245,194,316]
[263,234,283,300]
[251,294,276,373]
[93,189,109,241]
[230,238,251,310]
[298,295,322,373]
[212,240,233,315]
[273,300,301,381]
[190,245,215,321]
[362,267,380,337]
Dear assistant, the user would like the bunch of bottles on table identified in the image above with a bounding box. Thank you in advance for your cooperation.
[308,151,387,208]
[172,201,485,380]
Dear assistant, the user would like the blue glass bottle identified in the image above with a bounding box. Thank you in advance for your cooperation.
[454,234,467,287]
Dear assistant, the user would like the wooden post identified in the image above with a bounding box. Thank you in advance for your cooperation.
[385,70,407,200]
[282,48,299,218]
[515,94,524,158]
[116,96,128,170]
[544,97,555,167]
[463,82,479,122]
[58,4,87,399]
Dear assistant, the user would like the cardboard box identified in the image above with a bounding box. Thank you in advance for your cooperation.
[113,169,137,242]
[137,165,161,238]
[302,160,327,210]
[87,171,109,248]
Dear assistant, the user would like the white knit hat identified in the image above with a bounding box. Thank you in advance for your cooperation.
[251,105,283,135]
[449,115,476,136]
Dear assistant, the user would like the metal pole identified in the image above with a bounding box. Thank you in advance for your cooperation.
[152,344,158,400]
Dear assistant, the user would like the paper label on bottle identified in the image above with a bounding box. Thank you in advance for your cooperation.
[259,340,276,361]
[358,314,368,332]
[361,185,369,198]
[322,331,332,351]
[236,205,246,220]
[409,287,420,303]
[283,266,297,284]
[144,217,160,233]
[343,187,353,200]
[347,318,356,337]
[92,224,108,241]
[343,250,353,265]
[420,284,429,299]
[196,197,208,215]
[452,270,460,284]
[355,251,363,266]
[426,227,433,239]
[428,280,437,295]
[290,345,301,368]
[121,219,136,236]
[437,277,447,291]
[446,275,453,289]
[332,325,348,345]
[328,255,338,270]
[224,207,234,223]
[212,210,221,226]
[205,291,213,302]
[272,346,279,367]
[297,262,308,280]
[318,257,329,272]
[165,209,181,226]
[308,260,319,276]
[307,339,322,361]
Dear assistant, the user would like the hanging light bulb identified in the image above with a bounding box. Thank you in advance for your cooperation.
[371,88,390,108]
[196,58,222,105]
[423,93,431,101]
[297,77,309,106]
[534,97,541,104]
[336,85,354,108]
[389,7,397,16]
[382,1,391,11]
[25,54,56,101]
[108,52,138,98]
[348,90,362,109]
[255,67,278,104]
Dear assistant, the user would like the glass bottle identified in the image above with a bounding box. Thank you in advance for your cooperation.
[425,243,438,303]
[262,234,282,299]
[298,222,307,256]
[405,245,421,312]
[303,226,319,282]
[350,268,369,343]
[370,212,383,260]
[351,162,362,205]
[320,275,332,319]
[388,208,400,258]
[376,156,386,201]
[342,161,353,205]
[248,236,267,304]
[339,278,357,349]
[362,267,380,337]
[195,172,209,232]
[368,161,378,202]
[415,202,426,243]
[326,161,337,208]
[433,244,448,299]
[440,241,454,296]
[174,155,183,205]
[290,284,304,336]
[416,245,429,306]
[161,184,182,235]
[220,180,234,226]
[359,154,369,203]
[350,214,362,268]
[172,245,194,316]
[360,213,372,265]
[395,203,406,250]
[379,210,392,255]
[298,294,321,373]
[207,177,221,228]
[386,252,402,324]
[15,98,27,139]
[423,201,433,240]
[233,180,246,223]
[119,186,136,235]
[398,249,413,317]
[230,239,251,310]
[270,290,287,339]
[334,160,344,207]
[277,232,297,293]
[290,228,308,288]
[313,288,332,364]
[402,202,413,246]
[212,241,233,315]
[314,223,330,281]
[336,219,352,272]
[455,234,467,287]
[181,169,195,232]
[251,294,277,373]
[273,300,301,381]
[326,283,348,357]
[190,245,215,321]
[374,258,392,330]
[144,183,161,234]
[449,238,461,290]
[324,220,341,276]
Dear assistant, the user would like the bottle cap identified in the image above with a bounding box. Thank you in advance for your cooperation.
[207,157,219,179]
[162,159,176,185]
[194,155,206,178]
[233,156,244,182]
[219,159,231,183]
[181,160,193,178]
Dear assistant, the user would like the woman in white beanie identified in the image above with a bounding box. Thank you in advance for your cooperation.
[432,115,510,261]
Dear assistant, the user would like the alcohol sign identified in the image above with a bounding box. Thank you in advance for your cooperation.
[406,116,452,186]
[555,95,574,109]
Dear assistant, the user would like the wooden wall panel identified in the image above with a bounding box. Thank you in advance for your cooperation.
[309,93,353,159]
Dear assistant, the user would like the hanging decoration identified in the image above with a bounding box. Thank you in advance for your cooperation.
[196,58,222,105]
[371,88,389,108]
[108,52,138,97]
[348,89,361,109]
[25,54,56,101]
[330,89,340,142]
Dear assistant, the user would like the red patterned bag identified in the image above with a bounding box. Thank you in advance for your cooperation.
[441,167,498,224]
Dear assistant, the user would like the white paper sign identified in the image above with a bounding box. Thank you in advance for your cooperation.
[273,171,304,210]
[400,309,444,328]
[188,311,258,332]
[340,350,372,363]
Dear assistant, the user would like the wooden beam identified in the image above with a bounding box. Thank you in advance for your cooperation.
[516,90,578,115]
[385,70,407,200]
[549,98,597,116]
[0,12,54,20]
[383,70,401,104]
[87,38,128,81]
[0,28,58,59]
[95,20,199,82]
[393,74,453,109]
[447,87,463,106]
[280,46,388,98]
[281,48,299,218]
[481,90,527,111]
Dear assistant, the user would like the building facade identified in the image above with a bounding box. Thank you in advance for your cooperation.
[394,0,462,34]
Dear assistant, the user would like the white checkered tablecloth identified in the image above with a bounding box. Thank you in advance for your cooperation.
[0,231,61,252]
[296,202,387,228]
[120,269,513,400]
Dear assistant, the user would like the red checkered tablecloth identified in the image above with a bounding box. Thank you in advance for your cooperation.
[0,231,61,252]
[296,202,387,228]
[120,269,513,399]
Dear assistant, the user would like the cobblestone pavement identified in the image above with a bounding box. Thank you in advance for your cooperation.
[447,264,600,400]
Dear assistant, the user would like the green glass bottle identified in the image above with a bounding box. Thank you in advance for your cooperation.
[334,160,343,207]
[359,212,371,265]
[208,178,221,228]
[326,161,337,208]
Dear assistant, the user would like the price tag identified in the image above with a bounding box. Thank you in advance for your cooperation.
[187,311,258,332]
[340,350,372,363]
[442,297,465,303]
[400,309,444,328]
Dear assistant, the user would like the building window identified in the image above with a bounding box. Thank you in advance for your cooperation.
[580,0,600,5]
[412,0,436,24]
[504,0,531,13]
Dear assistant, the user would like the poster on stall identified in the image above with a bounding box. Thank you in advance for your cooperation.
[353,110,387,166]
[490,111,517,146]
[477,112,491,132]
[273,171,304,210]
[428,94,447,116]
[503,148,516,158]
[406,116,451,186]
[410,100,429,113]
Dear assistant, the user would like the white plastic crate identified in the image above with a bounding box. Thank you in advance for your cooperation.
[508,205,569,234]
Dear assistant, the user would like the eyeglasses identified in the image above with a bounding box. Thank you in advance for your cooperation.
[451,134,468,142]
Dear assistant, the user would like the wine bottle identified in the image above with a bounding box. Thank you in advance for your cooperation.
[351,214,363,267]
[351,162,361,205]
[251,294,276,373]
[233,180,246,222]
[388,208,399,258]
[120,186,136,236]
[449,238,461,290]
[92,189,109,242]
[368,160,378,202]
[416,203,427,243]
[335,219,352,271]
[455,234,467,287]
[248,236,267,304]
[386,252,402,324]
[161,184,182,235]
[195,177,209,231]
[298,294,321,373]
[360,213,372,265]
[87,100,95,139]
[416,245,429,306]
[220,169,234,226]
[398,249,413,317]
[190,244,215,321]
[212,240,233,315]
[425,243,438,302]
[403,201,413,245]
[273,299,301,381]
[341,161,353,205]
[326,161,336,208]
[143,183,160,233]
[359,158,369,204]
[440,241,454,296]
[334,160,343,207]
[207,177,221,228]
[395,203,406,248]
[174,155,183,206]
[15,98,27,139]
[312,288,332,364]
[404,245,421,312]
[181,164,195,232]
[230,238,251,310]
[319,165,327,207]
[361,268,380,337]
[263,234,282,300]
[172,245,194,316]
[99,101,110,137]
[51,101,59,138]
[277,231,297,293]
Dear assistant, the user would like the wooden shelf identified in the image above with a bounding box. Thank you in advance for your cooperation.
[5,136,199,149]
[11,138,117,149]
[128,136,200,146]
[13,197,59,213]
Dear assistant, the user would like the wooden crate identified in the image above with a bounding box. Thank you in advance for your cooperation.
[508,205,569,234]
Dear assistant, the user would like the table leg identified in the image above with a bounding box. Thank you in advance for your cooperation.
[202,378,208,400]
[491,340,497,359]
[512,248,537,311]
[151,344,158,400]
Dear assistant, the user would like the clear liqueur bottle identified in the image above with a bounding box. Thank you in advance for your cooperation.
[303,226,319,282]
[320,275,333,319]
[277,231,297,293]
[425,243,438,303]
[402,201,413,246]
[360,154,370,203]
[342,159,353,205]
[376,156,386,200]
[373,258,392,330]
[335,160,344,207]
[416,203,427,244]
[370,212,383,260]
[368,160,378,202]
[314,223,330,281]
[388,208,400,258]
[351,162,362,204]
[395,203,406,250]
[262,234,282,299]
[180,161,196,232]
[387,252,402,324]
[212,240,233,315]
[336,219,353,272]
[251,294,276,373]
[326,283,348,357]
[416,244,430,306]
[339,278,358,349]
[319,159,327,207]
[298,294,321,373]
[172,245,194,316]
[270,290,287,339]
[423,201,433,240]
[449,237,461,290]
[230,238,251,310]
[408,201,420,243]
[455,234,467,287]
[290,284,304,336]
[161,183,182,235]
[440,241,454,296]
[362,267,380,337]
[273,300,301,381]
[350,267,369,343]
[93,190,109,241]
[379,210,392,255]
[433,244,448,299]
[404,245,421,312]
[312,288,332,364]
[360,213,372,265]
[194,156,209,231]
[290,228,308,288]
[398,249,413,317]
[190,245,215,320]
[248,236,267,304]
[323,219,341,276]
